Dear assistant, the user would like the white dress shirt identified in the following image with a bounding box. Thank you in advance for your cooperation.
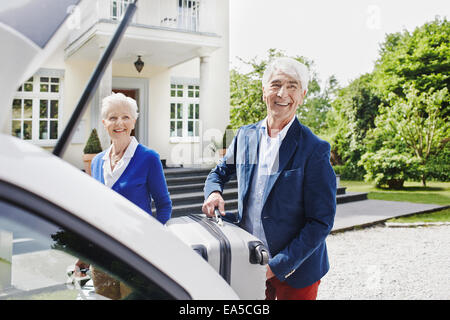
[242,115,297,254]
[102,136,139,188]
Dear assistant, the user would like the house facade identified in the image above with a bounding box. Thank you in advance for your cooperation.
[5,0,230,169]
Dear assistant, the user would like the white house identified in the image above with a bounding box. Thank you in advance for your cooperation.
[4,0,230,169]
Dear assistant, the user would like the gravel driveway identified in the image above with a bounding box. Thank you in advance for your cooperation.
[317,225,450,300]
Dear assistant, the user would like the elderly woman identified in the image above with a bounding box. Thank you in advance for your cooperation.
[91,92,172,224]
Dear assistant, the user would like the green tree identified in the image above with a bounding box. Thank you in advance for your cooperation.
[330,17,450,182]
[373,17,450,109]
[327,73,383,179]
[366,86,449,186]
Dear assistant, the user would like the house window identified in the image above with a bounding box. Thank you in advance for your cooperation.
[170,82,200,138]
[11,73,63,144]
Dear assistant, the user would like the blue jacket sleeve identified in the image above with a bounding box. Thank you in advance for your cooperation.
[147,152,172,224]
[268,142,336,280]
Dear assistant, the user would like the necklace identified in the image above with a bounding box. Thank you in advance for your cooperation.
[110,153,122,166]
[110,149,126,169]
[110,138,131,169]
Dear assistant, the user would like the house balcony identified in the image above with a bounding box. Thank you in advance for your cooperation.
[65,0,221,67]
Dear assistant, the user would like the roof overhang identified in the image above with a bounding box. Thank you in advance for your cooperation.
[65,20,222,67]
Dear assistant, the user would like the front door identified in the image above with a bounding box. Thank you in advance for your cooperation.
[112,89,139,140]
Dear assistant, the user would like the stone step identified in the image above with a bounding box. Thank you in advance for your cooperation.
[165,175,209,186]
[164,186,357,208]
[164,168,212,178]
[336,192,368,204]
[170,199,239,218]
[169,188,356,206]
[160,191,368,218]
[169,188,239,206]
[167,175,345,194]
[168,180,238,194]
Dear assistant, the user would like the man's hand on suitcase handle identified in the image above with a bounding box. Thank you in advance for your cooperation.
[202,191,226,217]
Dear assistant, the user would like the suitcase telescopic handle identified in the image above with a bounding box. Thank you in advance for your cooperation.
[213,208,224,226]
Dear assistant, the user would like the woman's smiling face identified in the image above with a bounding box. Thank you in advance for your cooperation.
[102,103,136,140]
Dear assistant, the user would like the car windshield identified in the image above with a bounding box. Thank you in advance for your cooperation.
[0,199,173,300]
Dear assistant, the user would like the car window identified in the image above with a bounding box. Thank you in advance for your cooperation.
[0,200,173,300]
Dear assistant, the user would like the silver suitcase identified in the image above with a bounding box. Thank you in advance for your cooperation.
[166,211,269,299]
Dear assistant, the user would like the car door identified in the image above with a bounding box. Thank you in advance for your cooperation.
[0,180,191,300]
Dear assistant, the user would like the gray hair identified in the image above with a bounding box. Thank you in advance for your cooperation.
[262,57,309,93]
[101,92,139,120]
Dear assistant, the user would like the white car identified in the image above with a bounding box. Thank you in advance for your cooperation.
[0,133,239,300]
[0,0,239,300]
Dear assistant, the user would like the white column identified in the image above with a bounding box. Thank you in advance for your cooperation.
[96,45,113,150]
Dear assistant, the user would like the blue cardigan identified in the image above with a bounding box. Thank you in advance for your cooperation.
[91,144,172,224]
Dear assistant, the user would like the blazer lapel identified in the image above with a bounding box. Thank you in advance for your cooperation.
[241,121,263,204]
[261,119,301,206]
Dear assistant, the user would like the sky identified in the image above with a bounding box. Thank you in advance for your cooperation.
[229,0,450,87]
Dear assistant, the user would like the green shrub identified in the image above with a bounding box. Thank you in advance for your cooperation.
[332,163,365,180]
[358,149,420,189]
[83,129,102,154]
[426,143,450,182]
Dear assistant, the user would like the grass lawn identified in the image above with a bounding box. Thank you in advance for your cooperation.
[386,208,450,223]
[340,180,450,222]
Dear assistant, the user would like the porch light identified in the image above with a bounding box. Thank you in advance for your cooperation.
[134,55,144,73]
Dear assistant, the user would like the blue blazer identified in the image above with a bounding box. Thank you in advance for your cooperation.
[204,118,336,288]
[91,144,172,224]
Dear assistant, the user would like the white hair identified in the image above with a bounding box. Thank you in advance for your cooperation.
[101,92,139,120]
[262,57,309,93]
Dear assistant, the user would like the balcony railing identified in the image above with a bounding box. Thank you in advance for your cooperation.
[161,0,199,32]
[111,0,200,32]
[67,0,212,48]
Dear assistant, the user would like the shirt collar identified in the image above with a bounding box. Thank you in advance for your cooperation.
[261,115,296,142]
[123,136,139,159]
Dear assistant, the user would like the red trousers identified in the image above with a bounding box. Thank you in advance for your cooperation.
[265,277,320,300]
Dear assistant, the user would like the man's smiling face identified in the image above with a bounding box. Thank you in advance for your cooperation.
[263,70,305,124]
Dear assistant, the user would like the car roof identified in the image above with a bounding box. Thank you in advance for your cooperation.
[0,1,84,128]
[0,0,81,48]
[0,134,239,300]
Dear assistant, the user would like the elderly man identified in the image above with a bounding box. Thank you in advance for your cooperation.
[202,57,336,300]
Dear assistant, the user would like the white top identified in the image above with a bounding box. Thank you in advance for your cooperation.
[102,136,139,188]
[242,115,297,253]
